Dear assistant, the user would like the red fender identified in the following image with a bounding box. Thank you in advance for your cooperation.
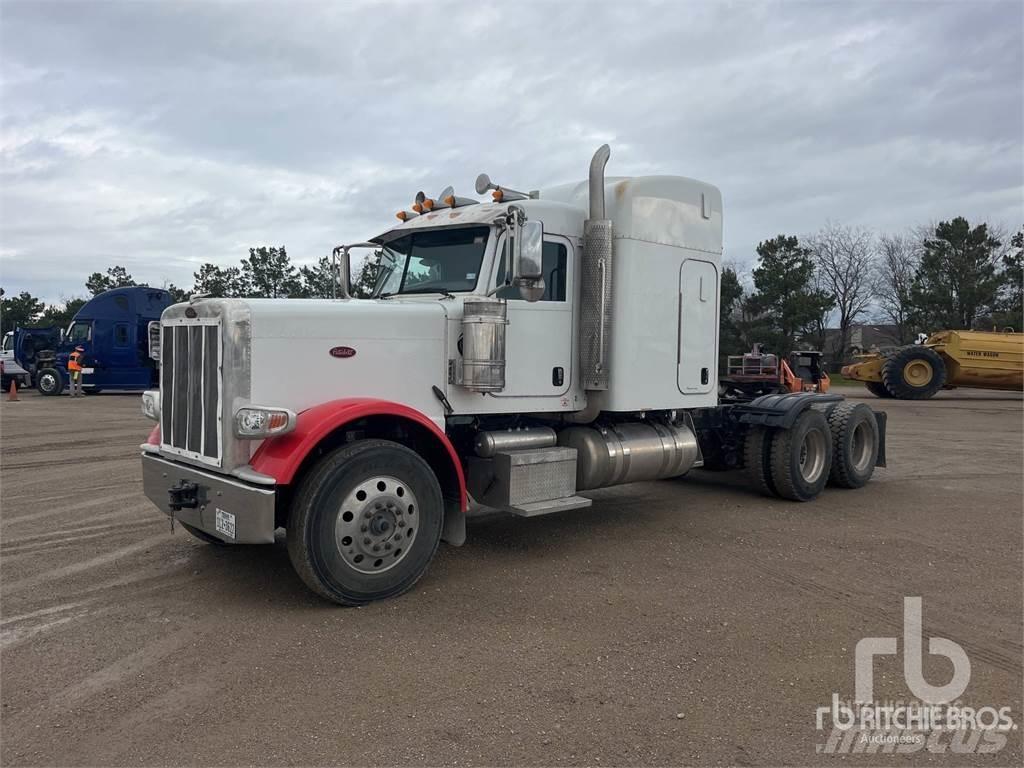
[249,398,466,510]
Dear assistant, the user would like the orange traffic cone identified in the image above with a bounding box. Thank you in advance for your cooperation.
[7,379,19,402]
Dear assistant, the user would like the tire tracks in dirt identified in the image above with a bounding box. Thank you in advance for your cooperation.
[749,559,1022,677]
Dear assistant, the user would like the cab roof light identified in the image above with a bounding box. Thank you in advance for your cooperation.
[396,210,419,221]
[433,186,454,209]
[412,190,435,213]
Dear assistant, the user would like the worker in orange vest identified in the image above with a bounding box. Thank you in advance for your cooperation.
[68,345,85,397]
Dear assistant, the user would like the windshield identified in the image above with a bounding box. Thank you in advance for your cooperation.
[374,226,489,297]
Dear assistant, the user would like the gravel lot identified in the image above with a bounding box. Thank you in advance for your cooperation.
[1,389,1021,766]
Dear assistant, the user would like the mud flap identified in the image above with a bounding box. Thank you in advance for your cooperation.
[442,498,466,547]
[874,411,887,468]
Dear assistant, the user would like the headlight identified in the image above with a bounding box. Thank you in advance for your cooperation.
[234,406,297,438]
[141,390,161,421]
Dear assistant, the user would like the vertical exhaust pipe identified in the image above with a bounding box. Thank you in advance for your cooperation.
[580,145,613,391]
[588,144,611,220]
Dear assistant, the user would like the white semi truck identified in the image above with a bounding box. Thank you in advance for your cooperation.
[140,146,887,605]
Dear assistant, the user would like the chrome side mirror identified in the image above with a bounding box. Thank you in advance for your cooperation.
[514,219,544,302]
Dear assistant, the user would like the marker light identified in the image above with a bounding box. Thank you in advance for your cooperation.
[234,406,297,438]
[141,389,160,421]
[444,195,456,206]
[421,197,435,211]
[492,188,504,202]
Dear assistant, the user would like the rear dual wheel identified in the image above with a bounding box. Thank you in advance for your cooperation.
[745,409,833,501]
[826,403,879,489]
[287,439,443,606]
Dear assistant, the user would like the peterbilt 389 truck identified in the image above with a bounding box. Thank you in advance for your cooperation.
[140,146,886,605]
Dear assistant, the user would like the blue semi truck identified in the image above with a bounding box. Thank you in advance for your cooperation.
[13,286,174,395]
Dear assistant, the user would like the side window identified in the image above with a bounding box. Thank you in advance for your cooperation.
[68,322,92,343]
[114,324,131,347]
[495,241,568,302]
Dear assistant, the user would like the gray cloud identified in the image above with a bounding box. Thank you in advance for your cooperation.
[1,0,1021,303]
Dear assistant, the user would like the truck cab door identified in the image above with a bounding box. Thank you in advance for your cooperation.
[65,320,96,385]
[491,236,574,398]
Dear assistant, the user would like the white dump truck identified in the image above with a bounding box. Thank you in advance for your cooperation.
[140,146,887,605]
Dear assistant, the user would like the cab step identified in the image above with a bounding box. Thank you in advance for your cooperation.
[506,495,593,517]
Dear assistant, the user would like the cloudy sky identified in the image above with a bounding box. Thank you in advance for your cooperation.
[1,0,1021,304]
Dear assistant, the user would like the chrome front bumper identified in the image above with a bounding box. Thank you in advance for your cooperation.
[141,454,276,543]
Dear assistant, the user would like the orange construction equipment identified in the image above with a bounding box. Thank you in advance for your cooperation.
[782,350,831,394]
[720,346,830,401]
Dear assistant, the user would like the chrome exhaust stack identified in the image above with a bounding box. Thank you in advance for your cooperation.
[580,145,613,391]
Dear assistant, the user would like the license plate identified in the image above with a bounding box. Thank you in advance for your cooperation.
[215,508,236,539]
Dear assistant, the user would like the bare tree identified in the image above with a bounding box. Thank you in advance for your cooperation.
[875,232,919,344]
[807,222,877,360]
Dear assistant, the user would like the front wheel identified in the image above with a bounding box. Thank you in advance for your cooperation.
[36,367,63,396]
[287,439,444,605]
[882,346,946,399]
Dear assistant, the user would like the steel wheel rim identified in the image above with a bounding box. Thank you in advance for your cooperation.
[39,373,56,393]
[798,428,828,483]
[335,475,418,574]
[904,359,933,387]
[850,421,873,472]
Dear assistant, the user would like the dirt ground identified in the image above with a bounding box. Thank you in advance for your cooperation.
[1,389,1021,766]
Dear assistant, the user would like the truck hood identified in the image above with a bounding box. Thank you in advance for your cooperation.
[244,298,451,423]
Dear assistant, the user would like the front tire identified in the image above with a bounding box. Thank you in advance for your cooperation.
[36,367,63,396]
[769,409,833,501]
[882,346,946,399]
[287,439,443,605]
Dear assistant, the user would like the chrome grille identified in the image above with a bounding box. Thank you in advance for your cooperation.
[160,320,222,465]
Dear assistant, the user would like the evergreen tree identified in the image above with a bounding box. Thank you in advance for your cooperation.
[909,217,1001,330]
[298,256,338,298]
[37,297,87,329]
[351,255,381,298]
[718,265,745,370]
[745,235,834,353]
[192,263,249,298]
[0,289,45,334]
[241,246,300,298]
[85,265,136,296]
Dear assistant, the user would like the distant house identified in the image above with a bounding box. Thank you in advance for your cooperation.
[821,323,902,364]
